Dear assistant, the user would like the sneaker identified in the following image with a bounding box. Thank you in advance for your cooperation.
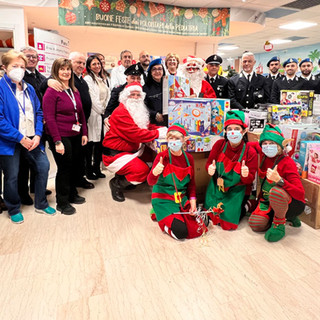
[56,204,76,215]
[69,195,86,204]
[35,206,57,216]
[10,212,24,224]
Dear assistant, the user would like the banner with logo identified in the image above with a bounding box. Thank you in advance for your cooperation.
[58,0,230,37]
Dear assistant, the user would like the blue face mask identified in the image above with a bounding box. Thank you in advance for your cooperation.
[227,130,243,144]
[262,144,279,158]
[168,140,183,152]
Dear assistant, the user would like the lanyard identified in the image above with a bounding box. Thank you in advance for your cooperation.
[65,89,79,124]
[4,77,27,115]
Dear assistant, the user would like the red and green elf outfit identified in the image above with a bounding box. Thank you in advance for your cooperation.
[147,124,208,240]
[248,124,305,242]
[204,110,258,230]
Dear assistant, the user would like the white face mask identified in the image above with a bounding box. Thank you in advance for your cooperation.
[8,68,25,82]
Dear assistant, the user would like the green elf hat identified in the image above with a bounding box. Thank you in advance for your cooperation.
[167,123,188,136]
[259,123,285,148]
[224,110,247,128]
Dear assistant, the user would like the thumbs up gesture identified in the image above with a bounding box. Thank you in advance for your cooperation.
[152,156,164,176]
[241,160,249,178]
[266,165,281,183]
[208,160,216,176]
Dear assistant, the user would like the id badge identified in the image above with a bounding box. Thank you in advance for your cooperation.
[72,124,81,132]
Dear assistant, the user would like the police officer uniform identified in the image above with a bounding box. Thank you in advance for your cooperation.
[103,63,144,118]
[270,58,307,104]
[299,58,320,94]
[265,56,283,93]
[228,71,269,110]
[315,59,320,79]
[205,54,228,98]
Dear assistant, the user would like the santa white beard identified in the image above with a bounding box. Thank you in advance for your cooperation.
[188,71,204,97]
[125,98,150,129]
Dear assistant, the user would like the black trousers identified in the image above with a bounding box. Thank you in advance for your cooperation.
[48,135,82,207]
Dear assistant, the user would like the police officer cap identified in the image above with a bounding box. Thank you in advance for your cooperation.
[124,63,144,76]
[267,56,280,67]
[148,58,163,72]
[205,54,223,65]
[282,58,298,67]
[299,58,312,67]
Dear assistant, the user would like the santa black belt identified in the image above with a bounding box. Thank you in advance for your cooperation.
[102,147,138,156]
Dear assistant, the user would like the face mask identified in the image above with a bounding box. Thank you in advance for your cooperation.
[262,144,279,158]
[168,140,183,152]
[8,68,25,82]
[227,130,243,144]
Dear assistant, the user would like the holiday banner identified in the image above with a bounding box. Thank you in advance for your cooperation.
[58,0,230,37]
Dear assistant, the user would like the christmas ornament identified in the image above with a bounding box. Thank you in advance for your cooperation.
[100,0,111,13]
[115,0,126,13]
[157,4,166,14]
[198,8,208,19]
[83,0,96,10]
[171,6,180,17]
[65,11,77,24]
[59,0,73,10]
[71,0,79,8]
[184,9,193,20]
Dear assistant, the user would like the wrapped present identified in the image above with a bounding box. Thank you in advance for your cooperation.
[168,98,212,136]
[211,99,230,136]
[280,90,314,117]
[267,104,301,125]
[308,145,320,184]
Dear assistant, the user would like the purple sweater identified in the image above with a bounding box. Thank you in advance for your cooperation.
[43,88,88,142]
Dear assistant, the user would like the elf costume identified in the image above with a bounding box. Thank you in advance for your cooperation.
[204,110,258,230]
[248,124,305,242]
[147,124,208,240]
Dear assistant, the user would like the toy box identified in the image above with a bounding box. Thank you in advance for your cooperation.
[293,141,320,177]
[279,124,320,157]
[267,104,301,124]
[244,108,268,133]
[280,90,314,117]
[168,98,212,136]
[211,99,230,136]
[152,139,168,154]
[307,145,320,184]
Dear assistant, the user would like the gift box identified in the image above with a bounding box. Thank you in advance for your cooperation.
[152,139,168,154]
[280,90,314,117]
[211,99,230,136]
[267,104,301,124]
[307,145,320,184]
[168,98,212,136]
[186,135,222,153]
[244,108,268,133]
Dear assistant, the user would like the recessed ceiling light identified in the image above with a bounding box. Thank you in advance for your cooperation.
[218,45,239,51]
[216,52,225,56]
[279,21,317,30]
[270,39,292,44]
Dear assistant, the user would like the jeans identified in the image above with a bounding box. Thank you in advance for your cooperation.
[47,135,82,207]
[0,144,50,216]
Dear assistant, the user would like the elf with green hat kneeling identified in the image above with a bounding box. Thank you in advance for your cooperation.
[147,124,208,240]
[248,124,305,242]
[204,110,258,230]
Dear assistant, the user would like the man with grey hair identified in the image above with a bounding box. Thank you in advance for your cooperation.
[228,51,269,109]
[110,49,133,89]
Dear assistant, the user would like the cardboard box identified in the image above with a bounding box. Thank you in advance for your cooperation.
[247,132,261,142]
[268,104,302,125]
[307,145,320,184]
[300,179,320,229]
[244,109,268,133]
[168,98,212,136]
[211,99,230,136]
[280,90,314,117]
[193,152,210,203]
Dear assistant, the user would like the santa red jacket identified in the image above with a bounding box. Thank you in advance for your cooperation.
[102,103,160,171]
[190,80,216,98]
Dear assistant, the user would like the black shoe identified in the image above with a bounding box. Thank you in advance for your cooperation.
[95,171,106,179]
[69,194,86,204]
[0,196,7,211]
[20,194,34,205]
[76,178,95,189]
[45,189,52,196]
[125,184,137,190]
[86,173,98,180]
[56,204,76,215]
[109,177,125,202]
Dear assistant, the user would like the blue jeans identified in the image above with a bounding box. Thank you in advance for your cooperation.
[0,144,50,216]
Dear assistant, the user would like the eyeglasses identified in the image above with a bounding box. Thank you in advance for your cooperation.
[151,67,163,72]
[25,55,38,60]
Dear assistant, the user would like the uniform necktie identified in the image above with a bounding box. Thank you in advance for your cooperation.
[247,74,251,82]
[272,76,275,80]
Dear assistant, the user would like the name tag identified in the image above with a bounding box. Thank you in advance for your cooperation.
[72,124,81,132]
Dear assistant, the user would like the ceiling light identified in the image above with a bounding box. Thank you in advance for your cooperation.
[279,21,317,30]
[218,45,239,51]
[216,52,225,56]
[270,39,292,44]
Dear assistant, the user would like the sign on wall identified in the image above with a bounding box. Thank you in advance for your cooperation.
[58,0,230,37]
[34,28,70,77]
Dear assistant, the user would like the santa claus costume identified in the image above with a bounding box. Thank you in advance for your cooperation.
[181,56,216,99]
[102,82,167,202]
[147,124,208,240]
[248,124,305,242]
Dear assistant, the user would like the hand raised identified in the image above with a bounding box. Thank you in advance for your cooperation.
[241,160,249,178]
[208,159,216,176]
[152,156,164,176]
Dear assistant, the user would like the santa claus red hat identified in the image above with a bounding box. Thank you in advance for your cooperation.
[124,81,143,93]
[183,55,205,68]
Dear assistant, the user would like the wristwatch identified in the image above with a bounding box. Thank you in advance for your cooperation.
[277,178,285,187]
[55,140,62,146]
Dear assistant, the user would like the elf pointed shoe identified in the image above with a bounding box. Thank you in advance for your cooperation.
[287,216,301,228]
[265,223,285,242]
